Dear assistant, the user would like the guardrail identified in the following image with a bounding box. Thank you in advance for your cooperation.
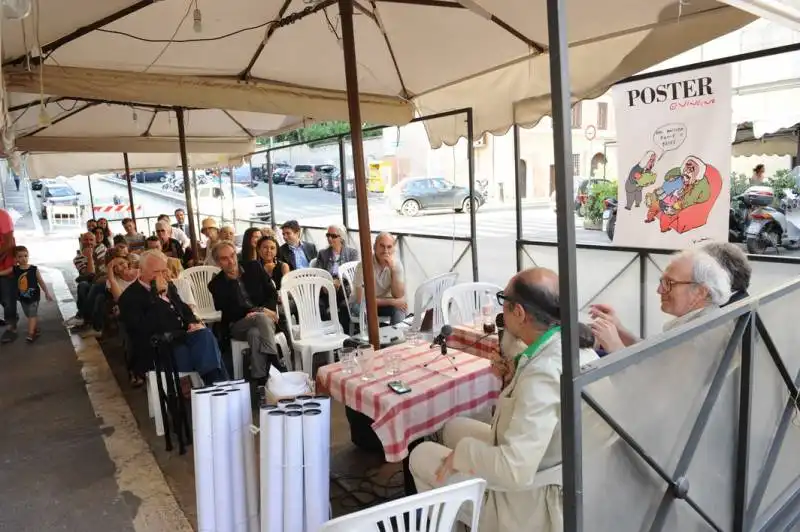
[576,276,800,530]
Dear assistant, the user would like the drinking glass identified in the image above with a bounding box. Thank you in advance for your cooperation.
[358,345,376,381]
[385,350,402,375]
[340,346,356,375]
[406,331,421,347]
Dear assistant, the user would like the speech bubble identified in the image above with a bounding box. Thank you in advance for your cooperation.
[653,123,687,160]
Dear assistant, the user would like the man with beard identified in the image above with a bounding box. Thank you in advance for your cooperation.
[409,268,598,532]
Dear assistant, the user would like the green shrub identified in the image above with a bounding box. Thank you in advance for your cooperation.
[585,181,618,222]
[767,169,796,202]
[730,172,749,197]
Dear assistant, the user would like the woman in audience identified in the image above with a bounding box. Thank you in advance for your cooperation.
[257,235,289,291]
[239,228,262,265]
[317,224,358,279]
[93,226,111,249]
[260,226,277,240]
[166,257,198,317]
[107,252,143,387]
[590,247,731,354]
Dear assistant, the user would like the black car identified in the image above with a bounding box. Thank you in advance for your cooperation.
[30,178,43,190]
[134,171,169,183]
[271,165,293,184]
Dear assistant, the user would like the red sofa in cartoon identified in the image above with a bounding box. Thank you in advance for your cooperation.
[644,155,721,234]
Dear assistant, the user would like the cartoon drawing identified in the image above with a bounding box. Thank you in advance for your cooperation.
[644,155,722,234]
[624,150,657,209]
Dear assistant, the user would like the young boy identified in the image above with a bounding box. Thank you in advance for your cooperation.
[0,246,53,342]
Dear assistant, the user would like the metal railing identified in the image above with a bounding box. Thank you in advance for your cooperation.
[575,277,800,530]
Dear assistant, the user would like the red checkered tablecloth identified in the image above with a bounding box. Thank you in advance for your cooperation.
[448,325,500,360]
[316,343,502,462]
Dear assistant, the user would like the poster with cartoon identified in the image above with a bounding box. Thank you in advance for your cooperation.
[611,65,731,249]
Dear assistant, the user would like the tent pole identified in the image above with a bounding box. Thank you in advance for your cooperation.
[192,168,200,229]
[513,124,523,272]
[339,0,379,349]
[123,152,136,229]
[175,107,199,259]
[229,165,238,225]
[546,0,583,529]
[86,174,96,220]
[338,135,349,229]
[466,108,478,281]
[266,150,276,229]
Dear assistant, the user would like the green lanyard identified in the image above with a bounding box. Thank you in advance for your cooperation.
[514,327,561,369]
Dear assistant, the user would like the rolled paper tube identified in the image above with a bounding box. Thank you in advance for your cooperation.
[260,409,285,532]
[225,388,247,532]
[303,409,326,532]
[191,389,217,532]
[283,411,304,532]
[211,392,234,532]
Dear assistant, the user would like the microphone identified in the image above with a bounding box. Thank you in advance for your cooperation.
[425,324,457,371]
[430,324,453,349]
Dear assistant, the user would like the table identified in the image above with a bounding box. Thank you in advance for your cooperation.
[448,324,500,359]
[317,343,502,462]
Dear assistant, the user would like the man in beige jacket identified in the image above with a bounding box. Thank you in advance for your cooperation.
[410,268,598,532]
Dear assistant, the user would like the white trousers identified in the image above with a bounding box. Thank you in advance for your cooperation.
[409,417,490,525]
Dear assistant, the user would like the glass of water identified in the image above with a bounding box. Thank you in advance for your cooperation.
[406,330,421,347]
[385,349,402,375]
[340,346,357,375]
[358,345,376,381]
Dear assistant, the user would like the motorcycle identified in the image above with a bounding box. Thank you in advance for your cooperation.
[602,197,617,241]
[475,179,489,207]
[745,203,800,254]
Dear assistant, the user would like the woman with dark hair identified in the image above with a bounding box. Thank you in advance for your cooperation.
[239,227,262,265]
[257,235,289,290]
[93,226,111,249]
[751,164,765,185]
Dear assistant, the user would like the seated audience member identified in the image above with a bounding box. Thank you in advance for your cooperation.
[219,225,235,243]
[259,226,277,240]
[317,224,358,330]
[86,218,98,233]
[0,246,53,343]
[590,248,731,354]
[112,235,129,257]
[410,268,598,532]
[166,257,198,316]
[350,232,407,325]
[121,218,146,252]
[145,235,161,251]
[107,254,139,302]
[158,213,190,249]
[118,249,226,385]
[257,235,289,291]
[208,241,285,386]
[64,232,108,332]
[172,208,188,235]
[239,228,263,264]
[96,218,112,245]
[201,217,221,266]
[279,220,317,270]
[701,241,751,305]
[155,221,185,263]
[93,226,111,249]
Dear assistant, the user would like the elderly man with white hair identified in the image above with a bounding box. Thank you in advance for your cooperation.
[350,232,407,325]
[591,247,732,353]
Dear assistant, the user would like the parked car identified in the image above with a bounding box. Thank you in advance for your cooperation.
[317,165,340,191]
[196,183,271,222]
[36,182,80,219]
[292,164,326,188]
[331,172,356,198]
[30,177,44,190]
[270,163,293,184]
[388,177,480,216]
[134,171,169,183]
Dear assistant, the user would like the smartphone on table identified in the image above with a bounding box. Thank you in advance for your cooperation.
[388,380,412,395]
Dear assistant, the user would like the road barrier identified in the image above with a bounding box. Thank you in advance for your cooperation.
[47,205,82,231]
[93,204,143,215]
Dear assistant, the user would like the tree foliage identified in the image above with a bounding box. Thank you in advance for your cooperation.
[257,121,382,146]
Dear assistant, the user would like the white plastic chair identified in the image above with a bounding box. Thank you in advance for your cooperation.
[280,276,349,374]
[283,267,333,283]
[231,332,292,379]
[181,265,222,323]
[339,260,361,334]
[319,478,486,532]
[405,272,459,334]
[441,282,504,326]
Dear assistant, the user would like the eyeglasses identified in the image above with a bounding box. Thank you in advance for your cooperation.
[496,290,521,308]
[658,277,696,293]
[325,233,340,239]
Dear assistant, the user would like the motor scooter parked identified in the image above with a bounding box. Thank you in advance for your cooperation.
[602,198,617,241]
[744,186,800,253]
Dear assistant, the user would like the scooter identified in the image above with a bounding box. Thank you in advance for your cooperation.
[745,203,800,254]
[602,197,617,241]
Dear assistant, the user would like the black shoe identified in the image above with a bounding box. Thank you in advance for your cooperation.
[1,329,17,344]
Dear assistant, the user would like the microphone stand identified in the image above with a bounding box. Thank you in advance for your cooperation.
[423,335,458,371]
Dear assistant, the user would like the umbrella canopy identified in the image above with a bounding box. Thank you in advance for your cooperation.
[2,0,753,148]
[25,151,250,179]
[732,121,800,158]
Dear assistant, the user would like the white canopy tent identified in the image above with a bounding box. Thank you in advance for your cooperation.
[1,0,754,148]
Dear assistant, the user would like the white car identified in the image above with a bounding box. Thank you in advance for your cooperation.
[37,182,81,219]
[196,184,271,222]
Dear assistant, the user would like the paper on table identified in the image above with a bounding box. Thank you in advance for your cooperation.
[212,392,234,532]
[283,411,305,532]
[191,389,216,532]
[260,409,285,532]
[303,409,328,532]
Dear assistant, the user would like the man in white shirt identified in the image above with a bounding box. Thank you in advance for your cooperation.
[350,232,407,324]
[157,214,190,249]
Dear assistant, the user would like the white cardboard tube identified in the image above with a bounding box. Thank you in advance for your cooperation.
[283,411,304,532]
[211,392,234,532]
[192,389,216,532]
[260,408,285,532]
